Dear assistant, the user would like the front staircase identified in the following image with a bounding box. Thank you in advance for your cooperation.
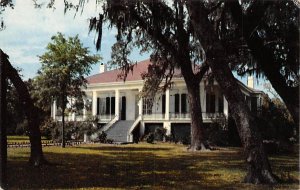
[105,120,135,142]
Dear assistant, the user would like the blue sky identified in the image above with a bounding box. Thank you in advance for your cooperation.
[0,0,270,94]
[0,0,149,79]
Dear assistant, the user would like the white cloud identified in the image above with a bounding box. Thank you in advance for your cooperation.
[0,0,148,80]
[0,0,105,79]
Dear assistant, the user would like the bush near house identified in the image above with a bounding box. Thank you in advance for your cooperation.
[40,117,98,142]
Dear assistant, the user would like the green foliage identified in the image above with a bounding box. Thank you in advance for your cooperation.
[154,127,166,141]
[205,122,228,146]
[15,119,29,136]
[33,32,100,113]
[145,133,155,144]
[98,131,107,143]
[40,117,98,142]
[6,80,26,134]
[257,95,296,141]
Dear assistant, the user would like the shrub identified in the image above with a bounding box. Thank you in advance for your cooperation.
[165,134,175,143]
[40,119,54,140]
[106,139,114,144]
[206,122,228,146]
[98,131,107,143]
[146,133,155,144]
[181,135,191,145]
[154,127,167,141]
[15,119,29,136]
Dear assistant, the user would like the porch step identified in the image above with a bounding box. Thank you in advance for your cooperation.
[105,120,135,142]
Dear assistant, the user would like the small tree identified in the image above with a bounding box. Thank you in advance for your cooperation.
[36,32,100,147]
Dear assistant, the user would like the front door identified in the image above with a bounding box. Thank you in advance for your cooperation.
[121,96,126,120]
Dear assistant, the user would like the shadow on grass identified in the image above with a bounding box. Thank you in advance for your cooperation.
[77,145,172,152]
[7,144,300,190]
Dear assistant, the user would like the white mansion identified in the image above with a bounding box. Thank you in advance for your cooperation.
[51,59,263,143]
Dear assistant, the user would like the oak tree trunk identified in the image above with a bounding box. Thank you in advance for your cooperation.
[187,1,277,184]
[3,51,46,166]
[0,50,8,189]
[186,81,208,151]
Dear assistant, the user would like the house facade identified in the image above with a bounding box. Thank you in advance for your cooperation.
[51,59,263,143]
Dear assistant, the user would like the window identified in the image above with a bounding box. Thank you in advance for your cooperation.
[162,95,166,114]
[206,92,215,113]
[181,94,187,113]
[96,98,100,115]
[175,94,180,113]
[143,98,153,114]
[218,96,224,113]
[111,97,115,115]
[251,97,257,112]
[105,97,110,115]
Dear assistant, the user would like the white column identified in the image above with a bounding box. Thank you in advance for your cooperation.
[83,98,87,120]
[115,89,120,118]
[139,122,145,136]
[165,89,170,120]
[138,89,143,116]
[92,91,97,116]
[72,112,76,121]
[223,96,228,117]
[179,91,182,117]
[52,100,57,120]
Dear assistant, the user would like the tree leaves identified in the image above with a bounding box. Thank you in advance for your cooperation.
[34,32,100,112]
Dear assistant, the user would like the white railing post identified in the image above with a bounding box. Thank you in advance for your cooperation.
[92,91,97,116]
[115,89,120,120]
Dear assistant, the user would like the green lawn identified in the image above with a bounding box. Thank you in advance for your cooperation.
[7,136,49,144]
[7,143,299,189]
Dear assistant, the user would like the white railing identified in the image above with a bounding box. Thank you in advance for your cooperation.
[170,113,191,119]
[99,115,119,133]
[127,115,142,142]
[143,113,165,120]
[97,114,113,121]
[55,115,73,122]
[202,112,225,119]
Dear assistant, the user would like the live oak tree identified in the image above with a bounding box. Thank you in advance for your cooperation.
[186,0,278,183]
[228,0,299,125]
[85,0,279,184]
[194,0,299,125]
[36,32,100,148]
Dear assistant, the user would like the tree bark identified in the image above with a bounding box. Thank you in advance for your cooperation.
[0,50,8,189]
[187,1,277,184]
[229,0,299,125]
[3,51,46,166]
[186,81,208,151]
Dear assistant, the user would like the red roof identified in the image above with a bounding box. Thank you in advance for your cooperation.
[86,59,182,84]
[86,59,149,84]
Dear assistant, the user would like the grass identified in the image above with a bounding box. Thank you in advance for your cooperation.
[7,135,49,144]
[7,142,299,190]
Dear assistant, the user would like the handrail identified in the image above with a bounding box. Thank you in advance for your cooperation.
[99,115,119,132]
[127,115,142,142]
[128,115,142,134]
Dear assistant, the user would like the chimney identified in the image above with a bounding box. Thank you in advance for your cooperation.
[247,76,254,88]
[99,63,107,73]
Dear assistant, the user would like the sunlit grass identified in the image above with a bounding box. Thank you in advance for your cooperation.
[7,142,299,189]
[7,135,48,144]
